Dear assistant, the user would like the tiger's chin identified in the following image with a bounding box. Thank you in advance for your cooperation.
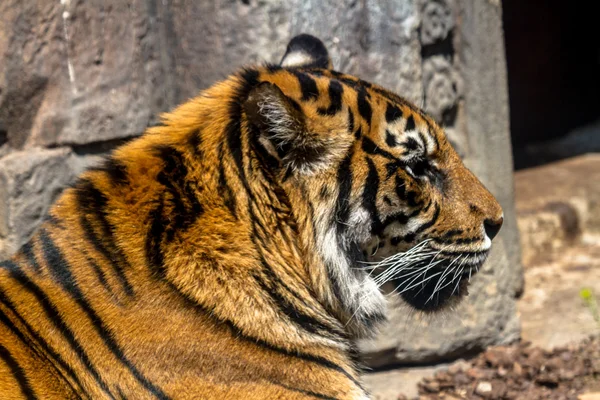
[397,271,470,312]
[391,251,489,312]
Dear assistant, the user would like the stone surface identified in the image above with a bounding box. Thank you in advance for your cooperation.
[0,0,171,147]
[360,0,522,368]
[0,148,72,258]
[422,55,462,124]
[0,0,521,371]
[288,0,423,104]
[419,0,455,46]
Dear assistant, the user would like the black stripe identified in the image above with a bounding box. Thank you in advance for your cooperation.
[391,233,416,246]
[317,80,343,115]
[422,200,432,213]
[334,148,354,236]
[266,63,282,73]
[413,203,441,234]
[173,288,363,392]
[228,69,259,176]
[319,185,329,199]
[379,210,419,235]
[440,229,463,239]
[385,130,398,147]
[433,236,480,245]
[347,109,354,136]
[272,382,339,400]
[226,69,259,202]
[0,309,38,362]
[87,256,113,295]
[144,145,201,276]
[252,256,345,339]
[187,129,203,159]
[153,145,204,242]
[294,71,319,101]
[116,386,128,400]
[403,137,420,151]
[405,115,416,132]
[320,72,364,91]
[362,157,382,234]
[19,241,40,274]
[145,195,166,276]
[38,230,169,400]
[75,180,134,296]
[89,157,128,186]
[238,317,362,391]
[439,249,488,257]
[395,175,421,207]
[354,126,362,139]
[362,136,397,161]
[385,103,403,123]
[44,214,64,228]
[0,261,114,398]
[77,213,134,296]
[0,282,89,397]
[0,343,37,399]
[247,122,283,171]
[356,87,372,126]
[251,270,334,338]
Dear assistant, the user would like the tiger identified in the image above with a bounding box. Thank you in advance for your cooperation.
[0,34,503,399]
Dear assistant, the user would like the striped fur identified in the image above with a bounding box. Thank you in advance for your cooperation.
[0,35,502,399]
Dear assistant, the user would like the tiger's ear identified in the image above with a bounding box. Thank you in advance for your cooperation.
[280,34,332,69]
[244,82,330,173]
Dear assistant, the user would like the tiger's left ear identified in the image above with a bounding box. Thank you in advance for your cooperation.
[280,34,332,69]
[244,82,332,173]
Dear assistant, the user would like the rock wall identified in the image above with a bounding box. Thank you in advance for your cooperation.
[0,0,522,367]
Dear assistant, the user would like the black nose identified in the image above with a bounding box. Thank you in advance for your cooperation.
[484,217,503,241]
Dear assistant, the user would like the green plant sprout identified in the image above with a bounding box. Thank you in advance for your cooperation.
[580,288,600,329]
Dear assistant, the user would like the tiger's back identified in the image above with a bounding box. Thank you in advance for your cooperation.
[0,35,503,399]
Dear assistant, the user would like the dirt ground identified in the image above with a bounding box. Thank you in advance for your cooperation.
[517,239,600,350]
[413,336,600,400]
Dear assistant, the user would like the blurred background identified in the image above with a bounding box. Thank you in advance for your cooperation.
[0,1,598,398]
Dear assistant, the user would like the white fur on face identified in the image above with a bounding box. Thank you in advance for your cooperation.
[313,204,387,337]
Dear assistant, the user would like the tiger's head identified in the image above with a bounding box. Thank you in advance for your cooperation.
[243,35,503,337]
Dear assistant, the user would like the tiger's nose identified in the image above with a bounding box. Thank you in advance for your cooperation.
[484,217,503,241]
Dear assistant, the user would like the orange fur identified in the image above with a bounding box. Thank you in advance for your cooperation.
[0,36,502,399]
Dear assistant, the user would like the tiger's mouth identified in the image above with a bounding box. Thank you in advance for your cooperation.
[393,250,488,311]
[359,240,489,312]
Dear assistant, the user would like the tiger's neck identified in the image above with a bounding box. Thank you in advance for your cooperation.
[38,78,354,359]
